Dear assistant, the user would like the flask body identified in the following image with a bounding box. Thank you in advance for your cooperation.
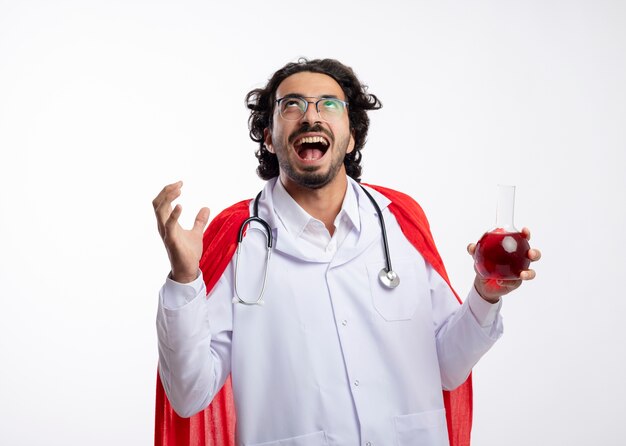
[474,229,530,279]
[473,185,530,280]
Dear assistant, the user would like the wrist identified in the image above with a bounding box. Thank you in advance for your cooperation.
[170,269,198,284]
[480,293,501,305]
[473,278,501,304]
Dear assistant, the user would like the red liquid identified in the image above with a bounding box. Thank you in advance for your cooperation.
[474,229,530,280]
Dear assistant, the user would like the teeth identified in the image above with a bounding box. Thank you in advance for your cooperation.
[296,136,329,146]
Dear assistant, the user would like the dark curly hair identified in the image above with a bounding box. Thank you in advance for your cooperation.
[245,58,382,182]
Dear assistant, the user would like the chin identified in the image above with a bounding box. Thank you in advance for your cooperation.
[292,172,333,189]
[280,154,346,190]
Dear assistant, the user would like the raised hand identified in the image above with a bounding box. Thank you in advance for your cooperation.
[467,227,542,303]
[152,181,210,283]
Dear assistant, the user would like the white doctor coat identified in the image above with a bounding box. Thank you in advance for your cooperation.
[157,178,502,446]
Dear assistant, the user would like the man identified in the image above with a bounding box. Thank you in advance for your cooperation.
[152,58,540,446]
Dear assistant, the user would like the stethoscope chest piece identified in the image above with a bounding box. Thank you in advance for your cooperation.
[379,268,400,289]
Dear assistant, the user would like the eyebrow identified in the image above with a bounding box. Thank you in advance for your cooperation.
[280,93,341,100]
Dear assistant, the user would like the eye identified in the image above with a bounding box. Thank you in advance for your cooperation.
[321,99,343,111]
[284,99,300,107]
[281,98,306,111]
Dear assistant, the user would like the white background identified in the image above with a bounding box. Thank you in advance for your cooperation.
[1,0,625,444]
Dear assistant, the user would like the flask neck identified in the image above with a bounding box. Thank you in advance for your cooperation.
[495,185,518,232]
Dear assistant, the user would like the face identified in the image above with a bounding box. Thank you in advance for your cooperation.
[264,71,355,191]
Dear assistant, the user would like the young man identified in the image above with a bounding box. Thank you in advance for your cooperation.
[152,59,540,446]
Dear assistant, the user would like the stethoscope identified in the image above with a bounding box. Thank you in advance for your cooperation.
[233,185,400,305]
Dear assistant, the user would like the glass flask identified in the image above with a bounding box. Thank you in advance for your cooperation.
[473,185,531,280]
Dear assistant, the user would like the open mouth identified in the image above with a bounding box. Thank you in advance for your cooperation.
[294,135,330,161]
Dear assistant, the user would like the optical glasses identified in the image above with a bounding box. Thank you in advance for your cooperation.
[276,96,349,122]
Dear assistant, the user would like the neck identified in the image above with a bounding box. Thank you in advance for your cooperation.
[280,172,348,235]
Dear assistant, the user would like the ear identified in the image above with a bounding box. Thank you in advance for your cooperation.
[346,130,356,154]
[263,128,275,153]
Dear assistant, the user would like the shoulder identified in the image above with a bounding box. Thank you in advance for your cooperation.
[199,199,252,291]
[362,183,430,228]
[210,200,251,227]
[202,199,251,246]
[363,183,451,283]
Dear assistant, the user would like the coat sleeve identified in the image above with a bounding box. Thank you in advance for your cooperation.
[427,264,503,390]
[157,270,234,418]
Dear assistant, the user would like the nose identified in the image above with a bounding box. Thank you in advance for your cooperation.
[301,100,322,124]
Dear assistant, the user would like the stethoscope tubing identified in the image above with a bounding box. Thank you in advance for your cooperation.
[359,186,393,276]
[232,185,399,305]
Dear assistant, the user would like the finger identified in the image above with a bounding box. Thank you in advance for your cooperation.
[473,264,480,276]
[467,243,476,255]
[153,183,180,237]
[520,269,536,280]
[192,207,211,234]
[521,227,531,240]
[496,279,522,292]
[528,248,542,261]
[154,183,183,223]
[152,181,183,211]
[165,203,183,232]
[475,276,517,301]
[506,281,522,292]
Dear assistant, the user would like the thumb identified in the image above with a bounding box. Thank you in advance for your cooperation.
[193,207,210,233]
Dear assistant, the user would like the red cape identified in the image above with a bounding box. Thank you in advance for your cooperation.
[155,185,473,445]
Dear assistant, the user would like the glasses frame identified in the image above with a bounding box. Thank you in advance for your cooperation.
[275,96,349,122]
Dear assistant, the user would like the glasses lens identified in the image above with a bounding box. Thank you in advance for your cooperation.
[318,99,346,122]
[278,97,347,122]
[279,97,307,120]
